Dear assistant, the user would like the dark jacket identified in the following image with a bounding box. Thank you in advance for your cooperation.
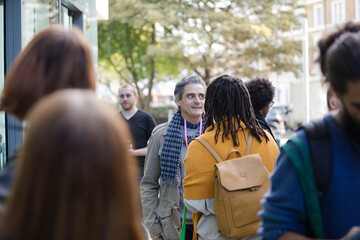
[255,110,277,144]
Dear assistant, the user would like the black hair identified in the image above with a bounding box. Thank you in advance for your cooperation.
[316,21,360,95]
[246,77,275,111]
[325,32,360,95]
[205,75,269,146]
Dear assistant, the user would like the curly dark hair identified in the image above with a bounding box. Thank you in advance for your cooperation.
[316,21,360,95]
[205,75,269,146]
[316,21,360,76]
[245,77,275,111]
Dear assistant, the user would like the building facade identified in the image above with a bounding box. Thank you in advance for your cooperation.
[272,0,359,128]
[306,0,359,74]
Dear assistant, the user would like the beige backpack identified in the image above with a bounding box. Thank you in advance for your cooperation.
[195,134,270,238]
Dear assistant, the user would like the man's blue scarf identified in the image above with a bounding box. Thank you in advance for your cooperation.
[160,111,204,186]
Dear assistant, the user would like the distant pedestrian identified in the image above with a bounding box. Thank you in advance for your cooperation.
[246,77,277,144]
[119,83,156,179]
[0,90,144,240]
[183,75,279,240]
[259,21,360,240]
[0,25,95,206]
[141,76,206,240]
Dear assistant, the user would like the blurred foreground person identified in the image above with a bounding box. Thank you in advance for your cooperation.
[259,21,360,239]
[0,90,144,240]
[0,25,95,202]
[1,25,95,119]
[183,75,279,240]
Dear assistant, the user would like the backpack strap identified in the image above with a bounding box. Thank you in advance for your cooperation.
[298,119,331,194]
[226,150,241,159]
[245,134,253,155]
[281,119,331,238]
[282,136,324,238]
[195,137,223,163]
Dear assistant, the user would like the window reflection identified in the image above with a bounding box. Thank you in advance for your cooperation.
[61,5,73,29]
[21,0,59,48]
[0,0,6,168]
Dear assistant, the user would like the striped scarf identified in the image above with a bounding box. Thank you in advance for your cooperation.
[160,111,204,186]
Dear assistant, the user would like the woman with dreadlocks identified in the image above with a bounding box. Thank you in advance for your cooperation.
[183,75,279,240]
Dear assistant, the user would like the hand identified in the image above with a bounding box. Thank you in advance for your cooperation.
[341,226,360,240]
[128,141,134,151]
[152,233,165,240]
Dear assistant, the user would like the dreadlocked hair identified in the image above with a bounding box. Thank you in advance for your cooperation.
[205,75,269,147]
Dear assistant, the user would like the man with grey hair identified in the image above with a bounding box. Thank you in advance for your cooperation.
[141,76,206,240]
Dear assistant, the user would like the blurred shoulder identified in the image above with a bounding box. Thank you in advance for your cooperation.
[151,122,169,136]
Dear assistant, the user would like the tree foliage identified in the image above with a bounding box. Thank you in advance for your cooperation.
[98,0,303,108]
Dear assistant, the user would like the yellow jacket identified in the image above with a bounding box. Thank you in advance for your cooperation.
[183,121,279,240]
[183,121,279,200]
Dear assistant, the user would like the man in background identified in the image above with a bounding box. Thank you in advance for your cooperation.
[246,77,277,143]
[119,84,156,179]
[141,76,206,240]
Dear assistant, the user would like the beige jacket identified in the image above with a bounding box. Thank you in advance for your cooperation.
[140,122,181,240]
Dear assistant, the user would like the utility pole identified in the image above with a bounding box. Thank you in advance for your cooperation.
[302,18,310,123]
[323,0,327,30]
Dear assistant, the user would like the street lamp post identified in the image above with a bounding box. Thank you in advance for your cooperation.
[302,18,310,123]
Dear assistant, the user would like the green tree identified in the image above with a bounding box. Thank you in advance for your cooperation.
[98,21,154,109]
[99,0,303,103]
[98,1,182,109]
[172,0,303,83]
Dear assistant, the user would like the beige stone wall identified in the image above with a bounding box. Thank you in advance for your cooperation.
[307,3,315,27]
[271,0,360,126]
[325,0,331,25]
[347,0,356,20]
[289,80,327,126]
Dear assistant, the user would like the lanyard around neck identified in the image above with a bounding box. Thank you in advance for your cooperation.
[184,118,202,148]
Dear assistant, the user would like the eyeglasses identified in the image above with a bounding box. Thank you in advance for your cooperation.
[270,101,274,107]
[119,94,133,99]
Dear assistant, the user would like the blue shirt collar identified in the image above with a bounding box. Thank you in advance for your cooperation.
[180,116,201,129]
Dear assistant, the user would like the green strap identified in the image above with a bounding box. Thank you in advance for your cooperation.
[179,205,187,240]
[282,136,324,238]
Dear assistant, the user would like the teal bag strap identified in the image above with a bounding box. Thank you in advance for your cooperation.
[282,136,324,238]
[179,205,187,240]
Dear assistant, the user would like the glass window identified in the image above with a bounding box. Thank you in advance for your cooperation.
[81,0,98,76]
[21,0,59,48]
[331,0,346,24]
[357,0,360,19]
[61,5,74,29]
[0,0,6,168]
[313,4,323,27]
